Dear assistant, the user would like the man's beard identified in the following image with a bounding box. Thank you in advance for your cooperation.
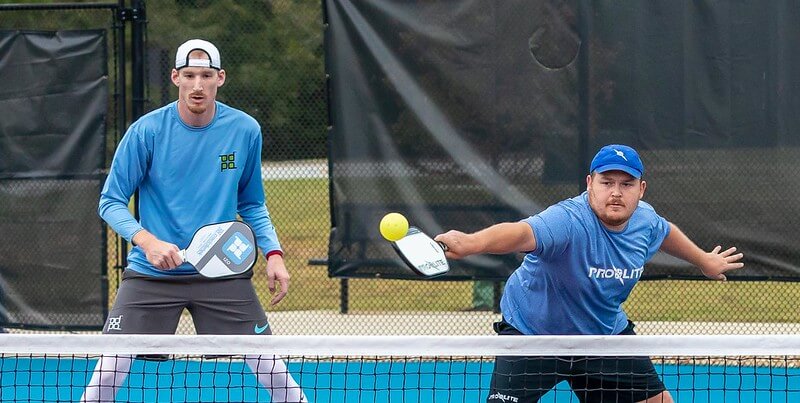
[600,214,627,227]
[186,102,207,114]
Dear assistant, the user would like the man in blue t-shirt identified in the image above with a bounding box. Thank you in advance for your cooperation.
[436,144,744,403]
[82,39,306,402]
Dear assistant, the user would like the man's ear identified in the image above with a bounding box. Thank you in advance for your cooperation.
[171,69,180,87]
[639,180,647,198]
[217,69,226,87]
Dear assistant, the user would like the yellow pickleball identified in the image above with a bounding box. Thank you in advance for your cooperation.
[379,212,409,242]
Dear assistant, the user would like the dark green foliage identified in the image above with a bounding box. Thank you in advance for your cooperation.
[145,0,327,160]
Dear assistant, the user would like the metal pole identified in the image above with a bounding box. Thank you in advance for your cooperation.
[577,0,592,192]
[130,0,146,122]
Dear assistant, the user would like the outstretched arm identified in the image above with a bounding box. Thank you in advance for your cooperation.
[434,221,535,259]
[659,222,744,280]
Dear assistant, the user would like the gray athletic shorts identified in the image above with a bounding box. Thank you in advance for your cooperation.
[103,270,272,336]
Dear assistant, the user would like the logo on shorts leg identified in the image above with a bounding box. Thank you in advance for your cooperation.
[107,315,123,331]
[488,393,519,403]
[254,322,270,334]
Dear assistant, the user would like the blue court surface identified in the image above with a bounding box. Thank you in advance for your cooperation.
[2,358,799,402]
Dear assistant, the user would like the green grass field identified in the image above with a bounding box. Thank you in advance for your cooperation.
[261,177,800,323]
[260,177,474,312]
[110,175,800,323]
[626,279,800,323]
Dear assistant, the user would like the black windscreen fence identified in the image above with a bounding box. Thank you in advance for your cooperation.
[0,30,107,329]
[326,1,800,281]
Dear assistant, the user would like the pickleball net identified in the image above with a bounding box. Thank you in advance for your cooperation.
[2,334,800,402]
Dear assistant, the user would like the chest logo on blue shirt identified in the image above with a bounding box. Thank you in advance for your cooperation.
[219,152,236,171]
[588,266,643,285]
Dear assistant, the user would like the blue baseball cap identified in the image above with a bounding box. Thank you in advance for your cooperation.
[589,144,644,178]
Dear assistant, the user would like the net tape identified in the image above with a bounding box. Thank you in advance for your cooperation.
[4,334,800,356]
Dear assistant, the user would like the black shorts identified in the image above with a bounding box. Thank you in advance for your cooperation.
[103,270,271,336]
[487,319,666,403]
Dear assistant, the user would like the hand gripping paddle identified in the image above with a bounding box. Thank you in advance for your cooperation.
[179,221,258,278]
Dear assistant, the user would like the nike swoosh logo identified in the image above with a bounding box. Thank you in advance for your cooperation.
[254,323,270,334]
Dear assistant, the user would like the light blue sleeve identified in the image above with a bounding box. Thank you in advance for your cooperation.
[97,127,149,242]
[646,215,671,260]
[237,129,282,255]
[523,204,573,261]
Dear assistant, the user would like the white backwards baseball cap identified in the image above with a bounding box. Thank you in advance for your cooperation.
[175,39,221,70]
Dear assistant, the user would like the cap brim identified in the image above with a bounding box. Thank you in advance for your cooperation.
[594,164,642,178]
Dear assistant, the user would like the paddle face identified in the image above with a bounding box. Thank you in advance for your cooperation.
[392,227,449,277]
[182,221,257,278]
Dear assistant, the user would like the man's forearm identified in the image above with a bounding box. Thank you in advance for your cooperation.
[659,223,707,268]
[472,222,536,255]
[131,229,157,249]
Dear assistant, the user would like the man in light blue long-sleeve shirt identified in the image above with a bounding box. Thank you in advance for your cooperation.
[82,39,306,403]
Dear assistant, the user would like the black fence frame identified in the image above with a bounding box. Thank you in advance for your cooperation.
[0,0,147,330]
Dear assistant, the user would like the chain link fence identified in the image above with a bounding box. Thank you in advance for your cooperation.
[0,3,121,331]
[139,0,501,335]
[3,0,800,336]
